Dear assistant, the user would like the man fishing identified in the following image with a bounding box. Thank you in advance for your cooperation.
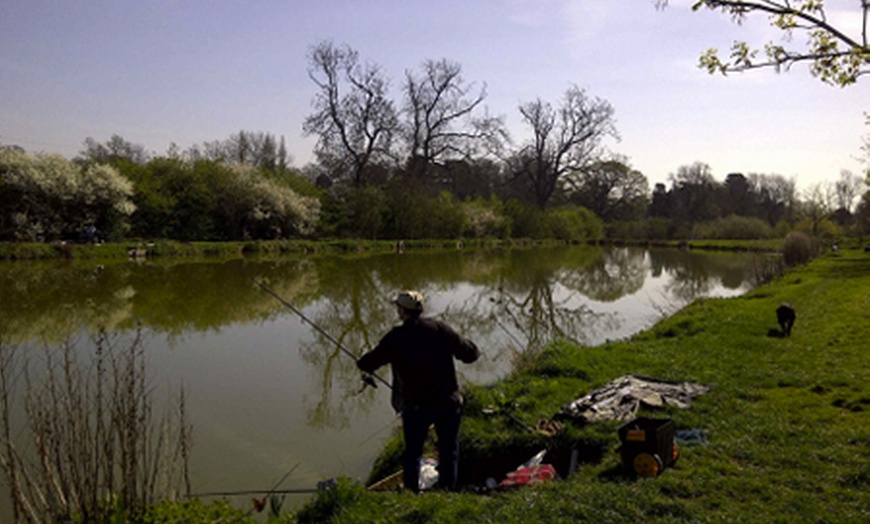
[357,290,480,492]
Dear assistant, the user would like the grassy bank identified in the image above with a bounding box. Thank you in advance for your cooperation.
[0,238,582,261]
[290,248,868,523]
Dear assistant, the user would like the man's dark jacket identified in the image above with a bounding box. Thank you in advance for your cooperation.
[358,316,480,412]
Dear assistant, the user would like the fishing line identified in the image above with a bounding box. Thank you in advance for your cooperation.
[192,488,318,497]
[239,460,303,517]
[188,461,303,501]
[264,461,302,497]
[250,278,391,390]
[356,413,402,448]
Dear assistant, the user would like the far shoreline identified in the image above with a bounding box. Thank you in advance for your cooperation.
[0,238,785,262]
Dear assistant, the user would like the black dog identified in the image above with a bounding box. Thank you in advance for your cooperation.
[776,303,796,337]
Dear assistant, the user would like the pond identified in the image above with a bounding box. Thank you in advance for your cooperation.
[0,245,764,516]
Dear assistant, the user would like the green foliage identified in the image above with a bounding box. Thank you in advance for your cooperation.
[272,169,321,198]
[501,201,604,241]
[691,215,776,240]
[645,217,672,240]
[774,219,792,237]
[318,186,514,241]
[294,479,366,524]
[119,158,319,241]
[503,199,549,239]
[606,217,681,241]
[318,185,389,238]
[795,217,842,240]
[547,205,604,242]
[140,499,254,523]
[690,0,870,86]
[432,191,467,238]
[384,185,467,239]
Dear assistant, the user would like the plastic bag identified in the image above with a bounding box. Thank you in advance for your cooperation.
[499,464,557,488]
[419,458,439,490]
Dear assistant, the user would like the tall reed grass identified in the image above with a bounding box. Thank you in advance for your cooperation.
[0,329,191,523]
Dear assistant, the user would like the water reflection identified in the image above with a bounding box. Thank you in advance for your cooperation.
[0,246,761,511]
[0,247,760,413]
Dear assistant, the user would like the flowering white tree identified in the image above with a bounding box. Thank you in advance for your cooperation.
[221,164,320,239]
[0,150,135,241]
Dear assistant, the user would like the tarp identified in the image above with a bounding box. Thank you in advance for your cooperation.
[560,375,711,423]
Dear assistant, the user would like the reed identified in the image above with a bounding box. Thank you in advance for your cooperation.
[0,329,191,523]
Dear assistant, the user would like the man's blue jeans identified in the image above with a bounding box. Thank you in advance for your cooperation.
[401,402,462,492]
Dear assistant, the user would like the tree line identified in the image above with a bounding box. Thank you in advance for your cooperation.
[1,40,868,244]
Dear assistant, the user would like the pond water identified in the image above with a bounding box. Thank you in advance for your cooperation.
[0,245,764,516]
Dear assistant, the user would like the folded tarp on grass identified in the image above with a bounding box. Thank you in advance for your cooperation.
[560,375,711,423]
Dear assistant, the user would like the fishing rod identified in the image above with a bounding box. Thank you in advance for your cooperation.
[192,488,319,497]
[250,278,391,390]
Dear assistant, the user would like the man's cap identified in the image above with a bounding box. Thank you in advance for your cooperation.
[393,290,424,311]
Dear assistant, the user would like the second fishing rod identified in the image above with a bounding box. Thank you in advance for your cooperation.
[250,279,391,391]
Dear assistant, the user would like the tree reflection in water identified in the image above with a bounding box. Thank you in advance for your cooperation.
[0,246,763,433]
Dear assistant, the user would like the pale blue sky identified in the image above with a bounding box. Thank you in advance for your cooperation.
[1,0,867,190]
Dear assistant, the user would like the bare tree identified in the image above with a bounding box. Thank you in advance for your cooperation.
[835,169,864,212]
[79,135,150,165]
[402,59,506,181]
[659,1,869,86]
[304,41,398,186]
[802,181,835,234]
[514,86,617,209]
[183,131,287,172]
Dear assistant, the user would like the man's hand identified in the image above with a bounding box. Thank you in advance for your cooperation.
[357,372,378,394]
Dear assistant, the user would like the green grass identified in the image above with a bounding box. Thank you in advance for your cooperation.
[287,248,869,523]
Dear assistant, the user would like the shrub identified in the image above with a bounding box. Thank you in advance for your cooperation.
[293,479,364,524]
[782,231,816,266]
[503,200,548,239]
[318,184,389,239]
[0,331,191,523]
[645,217,672,240]
[383,186,467,239]
[461,197,510,239]
[431,191,466,238]
[547,206,604,242]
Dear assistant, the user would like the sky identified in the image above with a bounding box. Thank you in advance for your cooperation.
[1,0,867,191]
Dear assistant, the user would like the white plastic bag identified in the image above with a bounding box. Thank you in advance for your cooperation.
[418,458,439,490]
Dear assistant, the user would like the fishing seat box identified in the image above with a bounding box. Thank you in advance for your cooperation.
[617,417,677,477]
